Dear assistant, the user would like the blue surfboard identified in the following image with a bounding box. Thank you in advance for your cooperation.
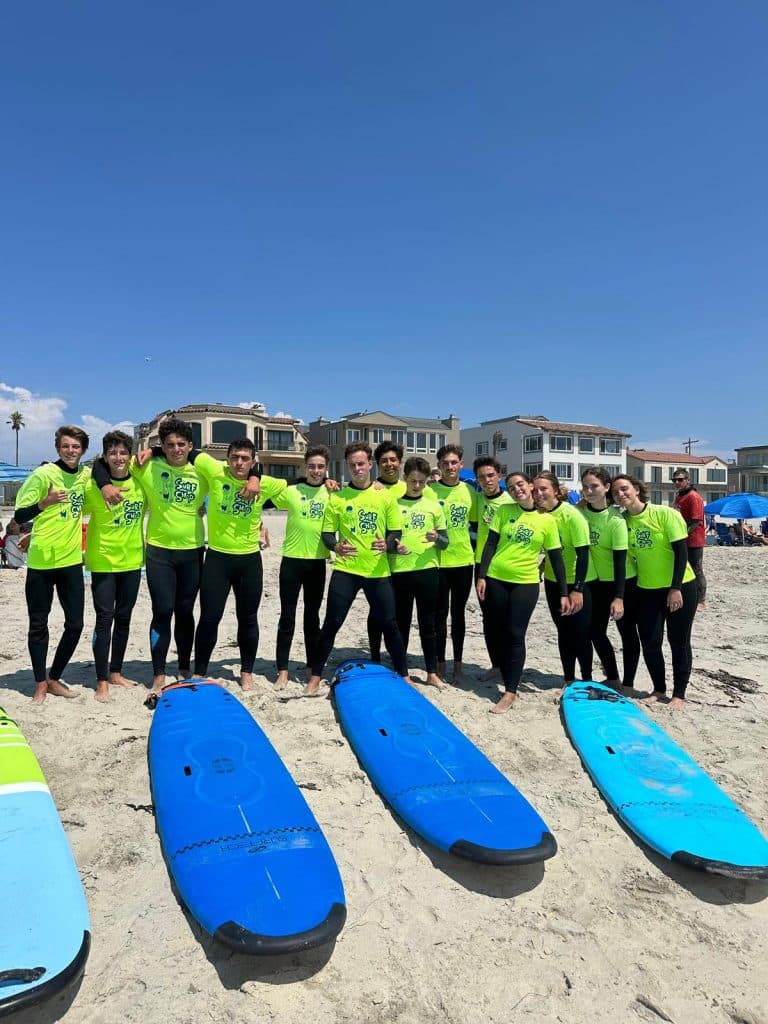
[332,661,556,865]
[0,708,90,1016]
[148,681,346,954]
[561,682,768,879]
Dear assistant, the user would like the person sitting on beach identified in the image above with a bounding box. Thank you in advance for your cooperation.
[14,425,91,702]
[741,521,768,546]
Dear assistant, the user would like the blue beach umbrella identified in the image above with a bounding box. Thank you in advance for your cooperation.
[0,461,33,482]
[703,493,768,519]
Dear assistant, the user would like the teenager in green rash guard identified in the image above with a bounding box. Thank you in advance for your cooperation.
[272,445,334,689]
[428,444,477,684]
[389,457,449,688]
[611,473,697,710]
[476,472,569,713]
[305,442,413,696]
[367,440,406,663]
[473,456,513,680]
[186,438,284,690]
[95,417,217,693]
[14,425,91,703]
[84,431,145,702]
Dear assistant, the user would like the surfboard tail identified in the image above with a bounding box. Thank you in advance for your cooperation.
[213,903,347,955]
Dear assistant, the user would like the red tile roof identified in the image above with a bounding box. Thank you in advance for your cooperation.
[516,418,629,437]
[627,449,721,464]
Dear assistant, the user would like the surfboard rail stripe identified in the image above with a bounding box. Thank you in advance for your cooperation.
[0,931,90,1016]
[0,781,51,797]
[213,903,347,956]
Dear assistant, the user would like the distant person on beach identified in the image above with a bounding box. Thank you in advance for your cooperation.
[429,444,477,684]
[476,471,568,713]
[84,430,145,701]
[14,426,91,703]
[272,445,334,689]
[389,456,448,688]
[368,440,405,664]
[2,519,30,569]
[612,474,697,710]
[304,442,413,695]
[673,469,707,610]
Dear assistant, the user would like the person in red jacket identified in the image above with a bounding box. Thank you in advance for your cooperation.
[673,469,706,610]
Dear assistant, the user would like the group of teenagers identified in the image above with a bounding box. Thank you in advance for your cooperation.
[13,418,698,713]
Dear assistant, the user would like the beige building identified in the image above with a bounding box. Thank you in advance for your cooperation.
[134,403,307,479]
[626,450,728,506]
[307,411,460,483]
[728,445,768,496]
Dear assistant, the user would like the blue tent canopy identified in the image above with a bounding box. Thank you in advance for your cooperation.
[0,461,33,483]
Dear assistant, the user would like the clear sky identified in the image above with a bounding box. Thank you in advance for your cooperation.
[1,1,766,465]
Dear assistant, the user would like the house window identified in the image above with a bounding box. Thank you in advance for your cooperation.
[550,434,573,453]
[599,437,621,455]
[390,430,404,444]
[651,466,662,483]
[406,432,415,449]
[416,432,427,452]
[346,429,361,443]
[523,462,542,478]
[328,428,337,445]
[524,434,542,453]
[494,436,508,452]
[370,428,384,444]
[651,490,663,504]
[578,436,595,454]
[438,433,446,448]
[188,423,202,449]
[211,420,248,445]
[551,463,573,481]
[429,433,437,452]
[475,441,489,456]
[690,468,699,485]
[499,464,507,476]
[707,468,726,482]
[268,430,294,451]
[267,464,297,480]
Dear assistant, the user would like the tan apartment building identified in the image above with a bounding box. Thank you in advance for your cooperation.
[134,403,307,479]
[307,411,460,483]
[626,450,728,506]
[727,445,768,496]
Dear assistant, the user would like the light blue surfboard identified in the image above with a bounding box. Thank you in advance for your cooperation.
[148,681,346,954]
[332,660,556,865]
[561,682,768,878]
[0,708,90,1015]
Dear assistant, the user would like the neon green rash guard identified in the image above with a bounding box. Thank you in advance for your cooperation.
[487,506,561,584]
[378,478,407,499]
[132,457,208,551]
[322,485,400,579]
[389,494,447,574]
[192,453,287,555]
[578,504,636,582]
[428,480,477,568]
[625,503,695,589]
[271,482,331,559]
[543,502,597,585]
[474,490,514,564]
[16,463,91,569]
[84,475,145,572]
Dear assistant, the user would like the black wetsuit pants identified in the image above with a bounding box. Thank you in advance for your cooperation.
[276,557,327,671]
[391,568,440,673]
[194,549,262,676]
[544,578,593,683]
[435,564,474,664]
[146,544,204,676]
[587,578,641,688]
[483,578,540,693]
[635,580,697,699]
[91,569,141,681]
[25,564,84,683]
[312,571,408,678]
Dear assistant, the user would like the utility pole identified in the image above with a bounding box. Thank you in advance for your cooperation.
[682,437,699,456]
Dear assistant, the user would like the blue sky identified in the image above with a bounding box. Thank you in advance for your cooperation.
[1,1,766,465]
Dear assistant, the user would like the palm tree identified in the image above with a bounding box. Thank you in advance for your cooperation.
[6,411,24,466]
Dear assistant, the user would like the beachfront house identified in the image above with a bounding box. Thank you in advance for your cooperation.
[626,450,729,505]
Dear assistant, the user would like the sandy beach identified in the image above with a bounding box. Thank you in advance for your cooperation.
[2,511,766,1024]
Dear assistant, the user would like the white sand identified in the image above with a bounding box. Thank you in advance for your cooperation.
[2,512,766,1024]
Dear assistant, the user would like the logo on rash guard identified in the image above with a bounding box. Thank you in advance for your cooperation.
[231,494,253,517]
[358,510,378,534]
[589,529,600,546]
[174,479,198,504]
[409,513,426,530]
[449,505,468,528]
[308,500,324,519]
[69,492,85,519]
[123,500,143,525]
[482,505,496,525]
[635,529,653,549]
[511,525,534,545]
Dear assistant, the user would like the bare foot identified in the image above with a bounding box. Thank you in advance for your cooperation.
[482,667,502,681]
[303,675,324,697]
[424,672,446,690]
[95,680,110,703]
[46,679,77,700]
[639,690,666,703]
[32,681,48,704]
[668,697,686,711]
[240,673,256,692]
[275,670,290,691]
[436,661,447,680]
[489,692,517,714]
[697,602,706,612]
[109,673,136,688]
[150,675,166,694]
